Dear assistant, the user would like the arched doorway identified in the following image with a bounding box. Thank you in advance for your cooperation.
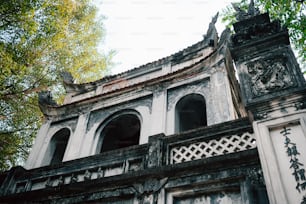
[99,114,141,153]
[175,94,207,133]
[48,128,70,165]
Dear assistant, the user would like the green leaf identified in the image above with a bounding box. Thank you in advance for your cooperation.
[0,0,114,170]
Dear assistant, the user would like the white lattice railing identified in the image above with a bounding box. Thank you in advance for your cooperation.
[170,132,256,164]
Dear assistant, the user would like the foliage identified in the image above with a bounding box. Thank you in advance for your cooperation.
[0,0,114,170]
[222,0,305,70]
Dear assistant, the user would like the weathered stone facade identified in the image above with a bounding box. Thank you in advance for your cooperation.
[1,2,305,204]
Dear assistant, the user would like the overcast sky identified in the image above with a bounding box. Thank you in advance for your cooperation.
[94,0,239,74]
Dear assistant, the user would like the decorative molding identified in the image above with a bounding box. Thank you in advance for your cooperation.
[133,178,168,204]
[84,170,92,181]
[232,20,283,46]
[152,83,167,98]
[232,0,260,21]
[70,174,78,184]
[87,97,152,132]
[97,167,105,178]
[170,132,256,164]
[45,177,53,188]
[146,136,164,168]
[302,196,306,204]
[253,111,269,120]
[246,167,265,185]
[246,57,295,98]
[167,81,209,111]
[295,102,306,111]
[57,176,64,186]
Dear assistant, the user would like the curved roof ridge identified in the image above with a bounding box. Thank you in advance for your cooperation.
[79,38,207,86]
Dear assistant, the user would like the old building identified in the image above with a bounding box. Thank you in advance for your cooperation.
[1,2,306,204]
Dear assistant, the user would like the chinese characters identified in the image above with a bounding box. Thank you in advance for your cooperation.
[281,126,306,203]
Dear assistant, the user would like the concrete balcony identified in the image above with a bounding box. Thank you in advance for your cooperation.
[0,118,266,203]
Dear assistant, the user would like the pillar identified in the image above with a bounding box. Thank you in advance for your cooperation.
[63,113,89,161]
[229,6,306,204]
[25,120,51,169]
[150,87,167,135]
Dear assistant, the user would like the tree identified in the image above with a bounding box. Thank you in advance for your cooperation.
[222,0,305,70]
[0,0,114,170]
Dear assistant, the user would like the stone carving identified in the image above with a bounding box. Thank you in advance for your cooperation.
[247,58,294,97]
[97,167,104,179]
[231,19,282,46]
[122,160,130,173]
[167,80,209,111]
[61,71,74,84]
[84,170,92,181]
[147,136,164,168]
[151,83,167,98]
[253,111,268,120]
[133,178,168,204]
[302,196,306,204]
[204,12,218,47]
[57,176,64,186]
[15,182,26,193]
[86,187,135,202]
[232,0,260,21]
[87,97,152,131]
[38,91,57,106]
[70,174,78,184]
[247,167,265,185]
[45,177,53,187]
[295,102,306,111]
[211,12,218,25]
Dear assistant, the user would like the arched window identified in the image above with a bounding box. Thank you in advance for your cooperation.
[175,94,207,133]
[98,113,141,153]
[47,128,70,165]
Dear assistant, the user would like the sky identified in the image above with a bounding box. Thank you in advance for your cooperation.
[94,0,239,75]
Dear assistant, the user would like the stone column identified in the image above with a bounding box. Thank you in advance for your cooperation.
[210,62,236,123]
[63,113,89,161]
[146,133,165,168]
[229,8,306,204]
[150,87,167,135]
[253,110,306,204]
[25,120,51,169]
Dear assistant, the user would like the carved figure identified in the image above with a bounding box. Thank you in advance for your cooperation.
[97,167,104,178]
[45,177,53,187]
[70,174,78,183]
[57,176,64,186]
[133,178,168,204]
[38,91,57,106]
[84,170,92,181]
[61,71,74,84]
[232,0,260,21]
[247,59,294,96]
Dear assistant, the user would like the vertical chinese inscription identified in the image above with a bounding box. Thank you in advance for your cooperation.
[280,126,306,203]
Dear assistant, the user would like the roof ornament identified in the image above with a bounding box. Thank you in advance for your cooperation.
[247,0,260,16]
[232,0,260,21]
[203,12,219,47]
[61,71,81,94]
[38,91,57,107]
[211,12,219,25]
[61,71,74,84]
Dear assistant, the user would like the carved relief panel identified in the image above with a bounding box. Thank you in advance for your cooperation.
[236,52,305,107]
[246,57,295,97]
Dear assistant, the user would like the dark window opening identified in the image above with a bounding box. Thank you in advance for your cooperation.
[100,114,140,153]
[175,94,207,133]
[50,128,70,165]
